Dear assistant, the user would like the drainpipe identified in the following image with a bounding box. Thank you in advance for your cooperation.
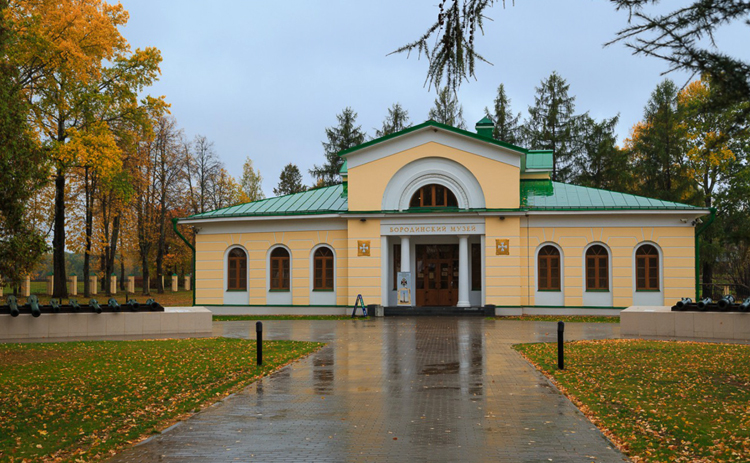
[695,208,716,301]
[172,218,196,306]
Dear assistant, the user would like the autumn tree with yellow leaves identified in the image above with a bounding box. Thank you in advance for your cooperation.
[624,77,750,296]
[678,78,737,209]
[5,0,166,297]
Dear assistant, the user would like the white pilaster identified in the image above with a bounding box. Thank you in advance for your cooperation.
[400,236,410,272]
[457,235,470,307]
[381,236,389,306]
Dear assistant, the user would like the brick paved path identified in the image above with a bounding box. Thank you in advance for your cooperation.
[109,318,627,462]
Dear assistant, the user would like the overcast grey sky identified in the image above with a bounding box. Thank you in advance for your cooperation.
[119,0,748,195]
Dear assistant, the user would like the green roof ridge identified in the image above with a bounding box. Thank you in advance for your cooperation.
[337,120,528,158]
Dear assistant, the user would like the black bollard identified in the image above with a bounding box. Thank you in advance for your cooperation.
[557,321,565,370]
[256,321,263,366]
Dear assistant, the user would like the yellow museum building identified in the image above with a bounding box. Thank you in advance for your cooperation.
[178,118,710,311]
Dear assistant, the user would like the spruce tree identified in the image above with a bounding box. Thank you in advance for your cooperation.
[485,83,521,145]
[274,163,306,196]
[310,107,366,187]
[375,103,411,138]
[523,72,579,182]
[624,79,688,202]
[428,87,466,129]
[571,115,630,191]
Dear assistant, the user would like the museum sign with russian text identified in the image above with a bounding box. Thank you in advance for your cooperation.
[382,223,485,235]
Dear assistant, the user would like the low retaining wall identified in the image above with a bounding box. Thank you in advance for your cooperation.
[621,306,750,341]
[0,307,212,343]
[495,307,623,317]
[209,306,350,316]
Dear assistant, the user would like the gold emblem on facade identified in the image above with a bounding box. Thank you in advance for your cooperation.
[496,239,510,255]
[357,240,371,256]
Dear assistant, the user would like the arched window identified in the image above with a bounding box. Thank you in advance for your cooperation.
[636,244,659,291]
[227,248,247,291]
[313,247,334,291]
[538,245,561,291]
[409,184,458,208]
[586,245,609,291]
[270,247,290,291]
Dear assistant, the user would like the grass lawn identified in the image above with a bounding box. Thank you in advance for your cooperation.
[2,290,193,308]
[490,315,620,323]
[213,315,369,321]
[0,337,322,462]
[515,339,750,462]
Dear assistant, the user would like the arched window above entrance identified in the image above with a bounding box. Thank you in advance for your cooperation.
[409,184,459,208]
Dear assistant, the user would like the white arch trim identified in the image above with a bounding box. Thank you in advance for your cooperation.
[534,242,565,307]
[582,242,614,307]
[266,244,293,305]
[632,241,664,306]
[309,243,337,306]
[223,244,249,305]
[381,157,486,211]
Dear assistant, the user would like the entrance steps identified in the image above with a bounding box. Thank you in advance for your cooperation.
[384,306,490,316]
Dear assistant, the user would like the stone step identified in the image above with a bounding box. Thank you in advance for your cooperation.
[384,306,490,316]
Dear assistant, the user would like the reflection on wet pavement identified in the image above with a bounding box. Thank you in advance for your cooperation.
[109,318,627,463]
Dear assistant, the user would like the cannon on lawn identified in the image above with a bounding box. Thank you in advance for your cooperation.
[672,295,750,313]
[8,295,19,317]
[0,297,164,315]
[718,295,735,311]
[27,295,41,317]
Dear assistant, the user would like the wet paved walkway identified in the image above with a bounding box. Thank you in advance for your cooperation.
[109,318,627,462]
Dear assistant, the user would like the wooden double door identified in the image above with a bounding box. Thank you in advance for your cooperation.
[415,244,458,306]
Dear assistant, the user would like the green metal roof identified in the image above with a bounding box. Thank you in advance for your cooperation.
[521,180,704,210]
[182,180,705,222]
[339,159,348,174]
[524,150,553,170]
[337,120,528,157]
[184,184,348,220]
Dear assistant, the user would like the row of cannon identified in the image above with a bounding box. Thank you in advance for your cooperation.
[2,295,164,317]
[672,295,750,312]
